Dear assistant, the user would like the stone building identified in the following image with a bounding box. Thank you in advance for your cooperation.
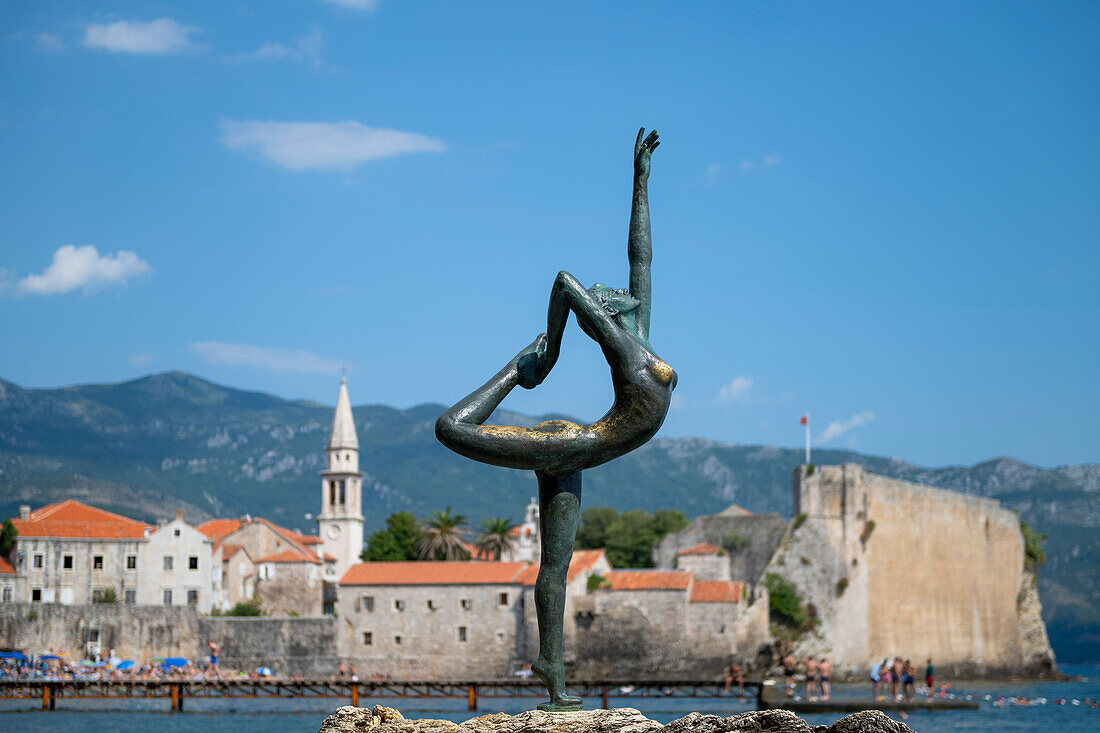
[197,517,329,617]
[674,542,732,581]
[5,501,214,610]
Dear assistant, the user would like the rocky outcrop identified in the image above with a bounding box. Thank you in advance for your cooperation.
[317,706,914,733]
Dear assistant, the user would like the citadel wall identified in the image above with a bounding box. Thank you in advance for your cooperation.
[771,464,1055,676]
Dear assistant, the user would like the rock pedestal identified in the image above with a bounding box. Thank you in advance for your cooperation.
[317,705,915,733]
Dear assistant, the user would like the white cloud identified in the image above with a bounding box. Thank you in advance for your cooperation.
[818,411,876,443]
[82,18,199,55]
[717,376,754,403]
[129,353,155,368]
[740,153,781,173]
[8,245,152,296]
[189,342,347,374]
[220,119,445,171]
[226,28,323,67]
[35,33,65,53]
[319,0,380,10]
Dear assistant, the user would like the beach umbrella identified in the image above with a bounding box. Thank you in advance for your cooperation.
[163,657,189,668]
[38,654,62,661]
[256,667,273,677]
[0,651,28,661]
[116,660,136,671]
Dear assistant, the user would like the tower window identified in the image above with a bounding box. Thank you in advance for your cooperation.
[329,481,336,507]
[339,480,346,505]
[362,632,372,645]
[457,626,468,642]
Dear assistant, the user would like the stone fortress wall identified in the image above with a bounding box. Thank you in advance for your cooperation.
[770,464,1055,677]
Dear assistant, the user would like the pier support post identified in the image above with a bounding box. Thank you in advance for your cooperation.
[467,684,477,712]
[601,685,609,709]
[170,683,184,712]
[351,684,359,707]
[41,683,52,711]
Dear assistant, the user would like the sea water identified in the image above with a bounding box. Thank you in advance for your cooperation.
[1,665,1096,733]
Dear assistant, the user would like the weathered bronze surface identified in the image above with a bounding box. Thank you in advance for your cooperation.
[436,128,676,712]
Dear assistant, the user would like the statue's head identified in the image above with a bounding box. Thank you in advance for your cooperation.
[587,283,640,331]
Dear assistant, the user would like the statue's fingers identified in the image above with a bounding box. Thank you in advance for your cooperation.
[650,140,660,152]
[635,127,646,151]
[644,130,659,147]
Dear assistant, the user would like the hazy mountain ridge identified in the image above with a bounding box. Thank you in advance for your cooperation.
[0,372,1096,663]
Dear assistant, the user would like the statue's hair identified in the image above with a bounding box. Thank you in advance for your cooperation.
[589,285,639,317]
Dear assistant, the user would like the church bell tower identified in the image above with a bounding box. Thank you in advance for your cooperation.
[319,377,364,579]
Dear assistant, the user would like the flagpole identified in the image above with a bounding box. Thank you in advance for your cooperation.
[805,412,811,465]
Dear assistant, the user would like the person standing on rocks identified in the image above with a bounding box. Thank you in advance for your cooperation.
[819,657,831,700]
[781,652,797,697]
[925,658,935,695]
[804,656,818,700]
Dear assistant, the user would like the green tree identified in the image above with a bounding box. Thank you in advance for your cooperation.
[229,600,262,616]
[416,507,471,561]
[361,512,422,561]
[605,509,657,568]
[474,517,517,561]
[1020,520,1047,570]
[763,572,807,629]
[650,509,689,538]
[576,506,618,549]
[0,519,17,557]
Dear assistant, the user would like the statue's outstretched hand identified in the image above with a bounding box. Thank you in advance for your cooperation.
[634,127,660,181]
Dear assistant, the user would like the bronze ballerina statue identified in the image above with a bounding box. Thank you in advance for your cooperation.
[436,128,675,711]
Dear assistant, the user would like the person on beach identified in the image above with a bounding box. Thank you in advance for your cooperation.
[805,656,818,700]
[207,640,221,680]
[724,660,744,699]
[902,659,915,701]
[782,652,797,697]
[880,662,892,701]
[819,657,831,700]
[870,659,882,699]
[891,657,903,700]
[925,658,934,695]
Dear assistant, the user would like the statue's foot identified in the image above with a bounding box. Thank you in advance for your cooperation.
[532,655,582,711]
[516,334,548,390]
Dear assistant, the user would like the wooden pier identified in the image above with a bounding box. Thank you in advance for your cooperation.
[0,678,763,713]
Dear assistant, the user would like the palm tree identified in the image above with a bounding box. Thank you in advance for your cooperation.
[475,517,517,561]
[416,507,471,560]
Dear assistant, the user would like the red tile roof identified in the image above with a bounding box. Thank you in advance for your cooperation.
[605,570,692,591]
[689,580,744,603]
[197,519,242,539]
[220,543,245,560]
[0,557,16,575]
[340,561,529,586]
[255,550,320,564]
[11,501,151,540]
[677,542,726,556]
[515,550,608,586]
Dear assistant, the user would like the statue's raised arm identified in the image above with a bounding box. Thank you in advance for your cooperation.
[629,127,659,342]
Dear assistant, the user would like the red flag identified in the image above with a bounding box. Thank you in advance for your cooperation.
[800,415,808,425]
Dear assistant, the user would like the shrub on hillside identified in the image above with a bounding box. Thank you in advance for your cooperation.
[764,572,807,629]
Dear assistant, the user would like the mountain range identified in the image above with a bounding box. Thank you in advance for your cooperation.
[0,371,1096,663]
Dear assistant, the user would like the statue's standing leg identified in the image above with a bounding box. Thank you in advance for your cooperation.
[532,469,584,712]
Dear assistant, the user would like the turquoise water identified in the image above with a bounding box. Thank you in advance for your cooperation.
[1,666,1096,732]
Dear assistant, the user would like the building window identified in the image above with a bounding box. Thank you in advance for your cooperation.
[174,528,180,537]
[93,555,104,570]
[460,598,471,610]
[339,481,346,505]
[329,481,336,506]
[126,555,137,570]
[427,599,435,610]
[163,590,173,605]
[188,556,199,570]
[360,596,374,612]
[124,590,136,604]
[496,631,505,643]
[31,589,41,602]
[63,555,73,570]
[1,588,11,603]
[187,590,199,605]
[498,592,509,607]
[33,554,43,569]
[394,599,405,611]
[362,632,372,645]
[394,635,402,645]
[163,556,173,571]
[457,626,468,642]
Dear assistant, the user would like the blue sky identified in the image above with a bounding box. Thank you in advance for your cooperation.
[1,1,1097,469]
